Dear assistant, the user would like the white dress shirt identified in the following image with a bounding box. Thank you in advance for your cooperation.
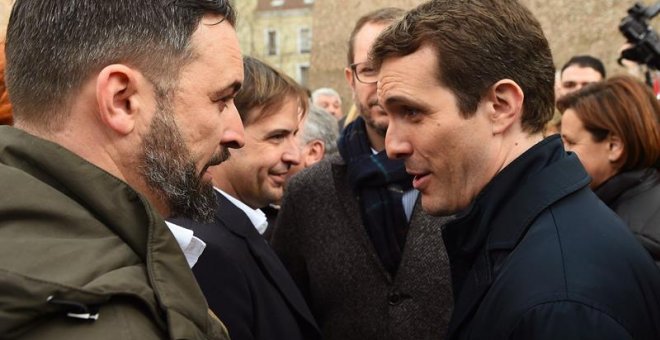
[216,188,269,234]
[164,221,206,268]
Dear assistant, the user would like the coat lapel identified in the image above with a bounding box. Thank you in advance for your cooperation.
[214,192,319,332]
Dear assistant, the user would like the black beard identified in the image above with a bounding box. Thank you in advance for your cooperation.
[138,102,218,223]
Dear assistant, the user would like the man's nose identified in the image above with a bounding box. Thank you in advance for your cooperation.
[221,103,245,149]
[282,135,302,165]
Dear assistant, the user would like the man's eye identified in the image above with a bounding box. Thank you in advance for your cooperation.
[403,107,419,117]
[563,82,577,89]
[360,67,376,76]
[213,97,229,109]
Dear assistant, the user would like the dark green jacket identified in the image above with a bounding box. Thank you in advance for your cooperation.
[0,126,228,339]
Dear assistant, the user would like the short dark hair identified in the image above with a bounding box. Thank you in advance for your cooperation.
[556,75,660,171]
[370,0,555,134]
[235,56,309,125]
[347,7,405,65]
[560,55,606,79]
[5,0,235,128]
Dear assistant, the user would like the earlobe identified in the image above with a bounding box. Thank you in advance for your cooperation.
[96,65,144,135]
[489,80,524,135]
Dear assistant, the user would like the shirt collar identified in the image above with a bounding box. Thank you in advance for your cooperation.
[215,188,268,235]
[164,221,206,268]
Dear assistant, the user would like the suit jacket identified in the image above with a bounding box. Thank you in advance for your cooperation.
[169,192,320,340]
[272,154,454,340]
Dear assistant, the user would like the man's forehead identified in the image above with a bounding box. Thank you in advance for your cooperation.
[317,94,339,101]
[561,65,602,82]
[354,22,389,57]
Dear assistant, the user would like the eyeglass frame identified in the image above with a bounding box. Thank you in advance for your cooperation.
[349,61,378,84]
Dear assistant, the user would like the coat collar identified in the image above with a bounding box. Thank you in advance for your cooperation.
[443,135,591,338]
[595,168,659,207]
[213,192,320,333]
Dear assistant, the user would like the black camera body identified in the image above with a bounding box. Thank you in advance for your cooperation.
[619,2,660,69]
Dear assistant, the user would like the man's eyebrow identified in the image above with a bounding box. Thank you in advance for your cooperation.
[383,95,415,108]
[212,81,242,99]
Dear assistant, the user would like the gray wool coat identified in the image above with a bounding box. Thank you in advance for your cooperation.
[272,154,454,340]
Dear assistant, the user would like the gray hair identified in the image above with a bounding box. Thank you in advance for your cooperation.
[5,0,236,128]
[311,87,342,104]
[301,104,339,157]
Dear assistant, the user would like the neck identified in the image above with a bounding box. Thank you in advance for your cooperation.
[496,132,545,174]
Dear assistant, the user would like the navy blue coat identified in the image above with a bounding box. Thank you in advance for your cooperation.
[444,136,660,340]
[170,192,320,340]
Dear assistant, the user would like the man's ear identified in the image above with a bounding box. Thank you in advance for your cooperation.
[305,140,326,166]
[608,133,624,164]
[96,64,148,135]
[483,79,524,135]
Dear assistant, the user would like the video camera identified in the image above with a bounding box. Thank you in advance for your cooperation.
[619,2,660,69]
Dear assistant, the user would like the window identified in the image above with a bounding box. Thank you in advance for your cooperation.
[266,29,278,56]
[299,28,311,54]
[271,0,284,6]
[303,0,314,4]
[298,64,310,88]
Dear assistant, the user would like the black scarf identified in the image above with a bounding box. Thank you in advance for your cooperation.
[338,117,414,276]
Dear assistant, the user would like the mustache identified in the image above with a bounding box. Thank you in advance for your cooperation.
[202,148,231,173]
[368,99,380,108]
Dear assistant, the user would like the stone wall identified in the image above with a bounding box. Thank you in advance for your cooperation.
[0,0,12,39]
[1,0,659,110]
[310,0,658,112]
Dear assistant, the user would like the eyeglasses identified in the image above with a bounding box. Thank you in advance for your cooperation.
[350,62,378,84]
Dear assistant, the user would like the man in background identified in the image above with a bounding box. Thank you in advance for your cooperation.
[171,56,319,340]
[272,8,454,340]
[556,55,606,99]
[312,87,343,120]
[288,104,339,179]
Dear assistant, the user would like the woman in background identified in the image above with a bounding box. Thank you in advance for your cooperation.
[557,75,660,267]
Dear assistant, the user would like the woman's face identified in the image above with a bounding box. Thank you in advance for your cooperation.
[561,109,619,189]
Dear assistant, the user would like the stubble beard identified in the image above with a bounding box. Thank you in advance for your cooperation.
[358,99,388,137]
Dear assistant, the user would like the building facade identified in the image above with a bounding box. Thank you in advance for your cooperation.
[237,0,315,89]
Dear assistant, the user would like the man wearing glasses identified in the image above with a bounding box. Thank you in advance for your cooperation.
[271,8,454,340]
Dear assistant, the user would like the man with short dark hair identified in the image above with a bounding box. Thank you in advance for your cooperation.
[272,7,453,340]
[171,56,320,340]
[372,0,660,339]
[0,0,244,338]
[557,55,606,99]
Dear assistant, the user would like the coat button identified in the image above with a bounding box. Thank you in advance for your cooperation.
[388,292,402,306]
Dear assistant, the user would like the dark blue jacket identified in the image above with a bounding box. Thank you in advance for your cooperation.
[170,192,320,340]
[444,136,660,340]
